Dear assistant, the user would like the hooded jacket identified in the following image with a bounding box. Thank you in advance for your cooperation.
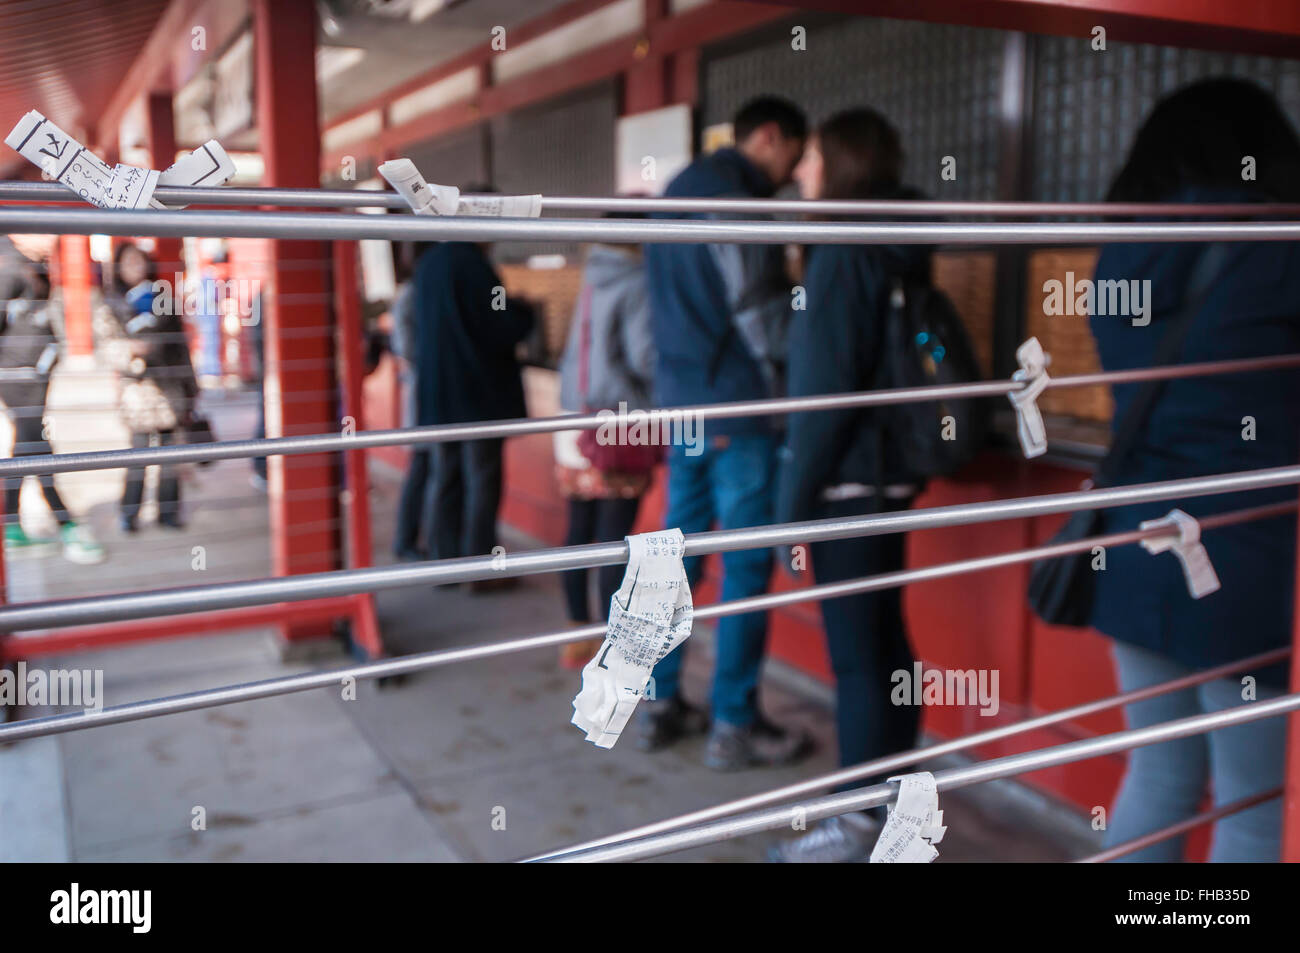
[644,148,791,436]
[1087,187,1300,684]
[776,193,932,526]
[558,244,654,412]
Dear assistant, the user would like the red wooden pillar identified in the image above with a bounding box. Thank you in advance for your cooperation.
[624,0,671,115]
[332,240,382,658]
[146,92,185,287]
[58,235,94,358]
[253,0,342,641]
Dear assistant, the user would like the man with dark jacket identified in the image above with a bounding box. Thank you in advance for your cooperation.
[411,237,535,570]
[638,97,811,769]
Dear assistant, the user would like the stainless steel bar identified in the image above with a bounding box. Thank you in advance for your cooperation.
[549,692,1300,862]
[6,352,1299,478]
[1075,788,1283,863]
[4,206,1300,245]
[1,466,1298,632]
[526,503,1292,861]
[3,181,1299,217]
[0,500,1285,743]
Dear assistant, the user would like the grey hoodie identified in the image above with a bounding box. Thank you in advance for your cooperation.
[559,245,655,412]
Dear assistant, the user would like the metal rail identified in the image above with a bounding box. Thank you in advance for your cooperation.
[3,180,1299,217]
[543,692,1300,862]
[4,206,1300,245]
[5,353,1300,478]
[1075,787,1283,863]
[1,465,1298,632]
[0,500,1289,741]
[525,501,1290,859]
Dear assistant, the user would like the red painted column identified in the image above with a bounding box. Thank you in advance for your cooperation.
[58,235,94,358]
[253,0,342,641]
[624,0,671,115]
[146,92,185,293]
[332,240,382,657]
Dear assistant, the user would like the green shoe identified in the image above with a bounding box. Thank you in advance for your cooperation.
[60,521,106,565]
[4,523,53,557]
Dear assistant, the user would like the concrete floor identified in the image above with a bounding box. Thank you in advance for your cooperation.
[0,377,1093,863]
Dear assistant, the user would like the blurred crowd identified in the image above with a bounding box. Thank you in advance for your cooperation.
[383,79,1300,863]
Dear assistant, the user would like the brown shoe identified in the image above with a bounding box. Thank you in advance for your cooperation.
[559,637,604,670]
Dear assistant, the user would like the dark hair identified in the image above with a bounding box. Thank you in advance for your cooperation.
[817,107,903,200]
[733,96,807,144]
[1107,77,1300,203]
[110,241,155,296]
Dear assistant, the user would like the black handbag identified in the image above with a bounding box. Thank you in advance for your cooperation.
[1027,243,1228,626]
[184,413,218,467]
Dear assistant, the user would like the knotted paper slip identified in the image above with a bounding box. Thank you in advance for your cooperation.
[6,110,235,210]
[572,530,693,748]
[869,771,947,863]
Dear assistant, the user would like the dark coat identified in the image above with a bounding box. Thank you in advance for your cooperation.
[411,242,534,426]
[0,237,59,412]
[1088,190,1300,684]
[644,148,791,436]
[94,290,198,435]
[776,218,932,526]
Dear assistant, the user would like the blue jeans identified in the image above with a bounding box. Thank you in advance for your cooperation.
[1105,641,1285,862]
[650,434,776,726]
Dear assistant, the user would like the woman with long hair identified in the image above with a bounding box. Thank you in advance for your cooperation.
[771,108,929,862]
[95,242,199,531]
[1085,78,1300,862]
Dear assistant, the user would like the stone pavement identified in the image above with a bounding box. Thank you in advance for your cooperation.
[0,376,1093,863]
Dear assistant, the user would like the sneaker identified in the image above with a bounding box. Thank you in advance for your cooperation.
[704,719,813,772]
[4,523,53,558]
[60,521,106,565]
[632,696,709,752]
[767,812,880,863]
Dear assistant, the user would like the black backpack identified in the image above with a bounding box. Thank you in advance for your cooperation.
[872,276,987,482]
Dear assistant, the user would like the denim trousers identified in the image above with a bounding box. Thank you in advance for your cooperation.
[1105,640,1285,862]
[650,433,776,726]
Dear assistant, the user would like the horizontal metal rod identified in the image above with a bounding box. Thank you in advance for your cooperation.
[1075,787,1283,863]
[6,352,1299,478]
[0,499,1284,744]
[550,691,1300,862]
[1,465,1297,633]
[3,181,1298,217]
[4,206,1300,245]
[526,497,1292,860]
